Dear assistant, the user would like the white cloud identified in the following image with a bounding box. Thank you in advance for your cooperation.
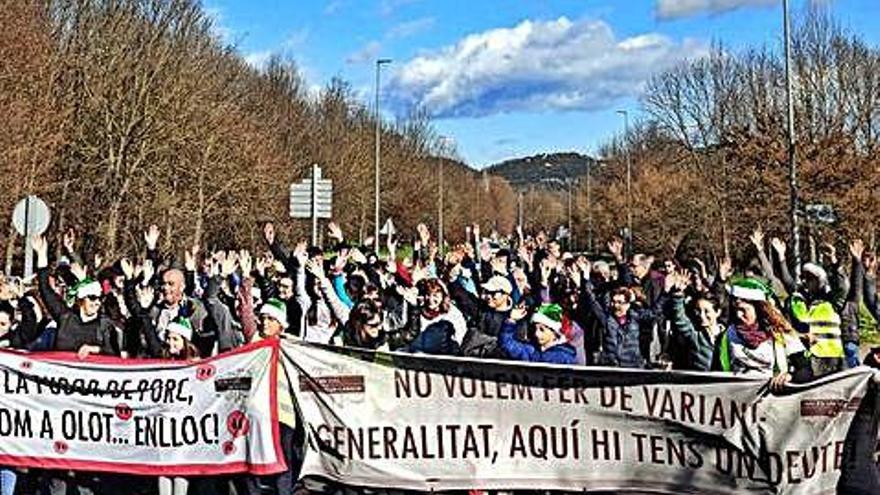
[655,0,777,19]
[346,40,383,64]
[387,17,435,39]
[204,6,235,43]
[387,17,707,118]
[244,50,274,70]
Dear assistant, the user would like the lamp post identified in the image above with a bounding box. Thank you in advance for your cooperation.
[616,110,632,249]
[374,58,392,246]
[587,161,593,253]
[782,0,801,278]
[437,136,454,252]
[567,178,574,251]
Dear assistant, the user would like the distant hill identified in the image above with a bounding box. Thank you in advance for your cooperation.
[486,152,599,190]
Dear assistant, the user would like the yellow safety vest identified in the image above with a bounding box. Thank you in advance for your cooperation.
[792,296,844,359]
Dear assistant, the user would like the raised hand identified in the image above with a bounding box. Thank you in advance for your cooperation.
[255,255,270,276]
[327,222,344,242]
[32,235,49,268]
[220,251,238,277]
[292,241,308,266]
[305,259,325,280]
[239,250,253,276]
[607,239,623,261]
[263,222,275,246]
[120,258,135,280]
[349,247,367,265]
[509,304,528,322]
[184,246,198,272]
[821,243,838,265]
[718,256,733,282]
[750,228,765,250]
[141,259,155,286]
[62,228,76,254]
[144,224,160,251]
[93,254,103,271]
[398,286,418,306]
[770,237,787,260]
[69,262,87,282]
[849,239,865,261]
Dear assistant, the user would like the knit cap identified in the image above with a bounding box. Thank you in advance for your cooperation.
[532,303,563,334]
[259,298,289,329]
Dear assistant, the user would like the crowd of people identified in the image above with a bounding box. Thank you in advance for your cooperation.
[0,220,878,494]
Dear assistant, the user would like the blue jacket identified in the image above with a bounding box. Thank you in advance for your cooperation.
[583,284,657,369]
[498,320,577,365]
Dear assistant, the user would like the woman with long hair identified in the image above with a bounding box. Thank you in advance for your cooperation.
[712,278,808,390]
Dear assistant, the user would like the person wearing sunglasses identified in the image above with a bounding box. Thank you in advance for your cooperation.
[33,235,116,359]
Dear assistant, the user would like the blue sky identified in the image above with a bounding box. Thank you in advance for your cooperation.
[205,0,879,168]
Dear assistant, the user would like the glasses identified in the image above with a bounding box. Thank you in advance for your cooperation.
[278,284,293,291]
[84,295,102,302]
[611,299,629,306]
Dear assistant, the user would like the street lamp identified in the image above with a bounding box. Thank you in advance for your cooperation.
[437,136,454,252]
[616,110,632,250]
[374,58,392,247]
[782,0,801,278]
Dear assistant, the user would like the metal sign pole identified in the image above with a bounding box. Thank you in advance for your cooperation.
[23,196,32,278]
[311,164,319,246]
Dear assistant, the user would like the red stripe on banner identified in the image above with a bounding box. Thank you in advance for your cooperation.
[0,340,287,476]
[268,339,287,474]
[0,339,277,367]
[0,455,286,476]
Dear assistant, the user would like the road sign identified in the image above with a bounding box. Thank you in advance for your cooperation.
[13,196,50,236]
[12,195,50,278]
[290,165,333,245]
[380,218,396,237]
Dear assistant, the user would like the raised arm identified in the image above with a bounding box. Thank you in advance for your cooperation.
[33,236,65,321]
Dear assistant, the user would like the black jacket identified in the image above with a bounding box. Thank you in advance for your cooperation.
[38,268,116,355]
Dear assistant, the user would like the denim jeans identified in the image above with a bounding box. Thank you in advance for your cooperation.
[844,341,861,369]
[0,469,15,495]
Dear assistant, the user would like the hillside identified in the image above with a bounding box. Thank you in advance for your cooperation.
[486,152,599,190]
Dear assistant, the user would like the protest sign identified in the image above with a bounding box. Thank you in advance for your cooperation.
[282,341,878,494]
[0,340,284,476]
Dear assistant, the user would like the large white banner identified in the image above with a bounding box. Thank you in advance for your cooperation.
[0,340,285,476]
[281,341,880,494]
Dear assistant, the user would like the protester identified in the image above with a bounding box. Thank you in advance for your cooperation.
[499,303,577,364]
[0,216,872,494]
[663,270,724,371]
[714,278,810,389]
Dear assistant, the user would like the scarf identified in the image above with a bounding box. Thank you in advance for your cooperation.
[735,321,772,349]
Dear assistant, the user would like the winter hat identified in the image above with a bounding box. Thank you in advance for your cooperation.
[801,262,829,288]
[727,277,771,302]
[532,303,563,334]
[166,318,193,342]
[74,279,102,299]
[482,275,512,295]
[259,298,289,329]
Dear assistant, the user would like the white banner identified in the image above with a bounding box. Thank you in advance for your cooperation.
[281,341,880,494]
[0,340,285,476]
